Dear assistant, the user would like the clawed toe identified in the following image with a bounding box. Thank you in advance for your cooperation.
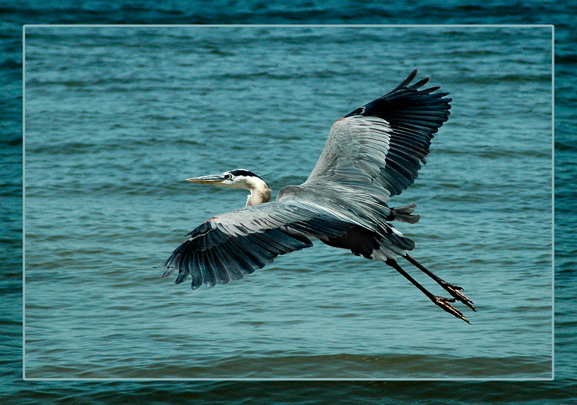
[443,283,475,311]
[434,296,470,324]
[403,255,475,319]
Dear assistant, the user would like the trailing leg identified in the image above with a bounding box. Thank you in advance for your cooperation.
[385,258,471,324]
[404,254,475,311]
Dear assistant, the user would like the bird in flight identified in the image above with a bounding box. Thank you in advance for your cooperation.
[162,69,475,323]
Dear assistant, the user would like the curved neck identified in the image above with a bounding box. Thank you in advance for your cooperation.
[245,178,272,206]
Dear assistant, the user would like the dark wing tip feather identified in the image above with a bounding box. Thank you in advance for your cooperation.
[421,86,440,94]
[392,68,418,91]
[408,77,430,90]
[344,70,451,121]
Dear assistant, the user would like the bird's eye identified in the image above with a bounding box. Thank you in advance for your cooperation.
[224,174,233,180]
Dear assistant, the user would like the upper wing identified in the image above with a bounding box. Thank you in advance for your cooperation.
[306,69,451,199]
[162,199,356,289]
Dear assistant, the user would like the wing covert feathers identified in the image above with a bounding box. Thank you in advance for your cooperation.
[307,69,451,198]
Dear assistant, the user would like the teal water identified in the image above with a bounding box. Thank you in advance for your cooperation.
[23,26,552,380]
[2,1,576,402]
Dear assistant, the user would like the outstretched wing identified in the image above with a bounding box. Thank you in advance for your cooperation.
[162,199,356,289]
[306,69,451,199]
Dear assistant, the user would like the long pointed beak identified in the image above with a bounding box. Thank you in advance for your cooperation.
[186,174,225,184]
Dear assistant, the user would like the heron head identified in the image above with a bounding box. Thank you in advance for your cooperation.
[186,169,268,191]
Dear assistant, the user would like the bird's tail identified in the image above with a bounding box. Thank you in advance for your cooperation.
[391,203,420,224]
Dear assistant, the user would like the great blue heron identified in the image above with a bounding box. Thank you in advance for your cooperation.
[162,69,475,323]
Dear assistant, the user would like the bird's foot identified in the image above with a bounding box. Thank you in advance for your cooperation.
[441,282,475,311]
[433,296,470,324]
